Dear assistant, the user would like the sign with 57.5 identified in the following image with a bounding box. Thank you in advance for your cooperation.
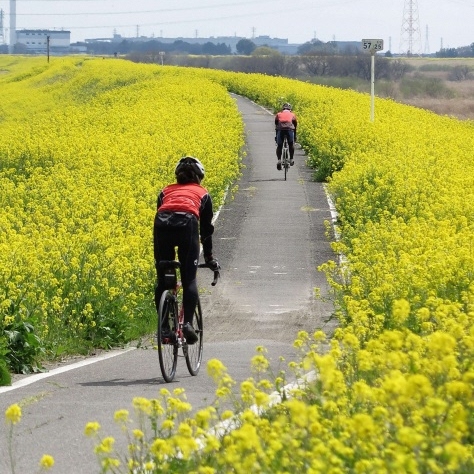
[362,39,384,51]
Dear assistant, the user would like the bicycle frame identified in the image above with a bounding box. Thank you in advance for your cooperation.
[163,282,185,344]
[156,260,218,382]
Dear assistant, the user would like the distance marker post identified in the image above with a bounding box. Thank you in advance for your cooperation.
[362,39,384,122]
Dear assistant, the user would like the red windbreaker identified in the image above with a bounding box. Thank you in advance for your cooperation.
[275,110,297,130]
[158,183,209,218]
[156,182,214,257]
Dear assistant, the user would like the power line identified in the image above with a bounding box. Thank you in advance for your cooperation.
[8,2,327,32]
[11,0,278,16]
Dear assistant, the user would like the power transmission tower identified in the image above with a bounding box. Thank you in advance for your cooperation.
[399,0,422,56]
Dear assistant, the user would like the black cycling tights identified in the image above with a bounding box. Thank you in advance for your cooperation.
[276,130,295,160]
[153,216,200,325]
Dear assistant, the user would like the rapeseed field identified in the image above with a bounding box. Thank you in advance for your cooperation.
[0,56,244,377]
[2,56,474,472]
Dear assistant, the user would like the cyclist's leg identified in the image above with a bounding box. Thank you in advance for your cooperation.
[287,130,295,160]
[276,130,283,170]
[153,221,178,315]
[176,217,200,326]
[276,130,283,160]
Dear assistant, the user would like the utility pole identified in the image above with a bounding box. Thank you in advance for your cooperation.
[0,10,4,44]
[9,0,16,54]
[399,0,422,55]
[424,25,430,55]
[47,35,50,62]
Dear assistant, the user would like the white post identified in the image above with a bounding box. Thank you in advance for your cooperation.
[370,52,375,122]
[362,39,383,122]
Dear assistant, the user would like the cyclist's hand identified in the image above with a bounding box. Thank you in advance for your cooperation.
[205,256,220,271]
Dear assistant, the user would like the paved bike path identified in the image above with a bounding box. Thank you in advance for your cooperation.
[0,95,336,474]
[202,94,336,341]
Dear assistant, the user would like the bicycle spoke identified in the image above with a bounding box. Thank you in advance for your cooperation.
[158,292,178,382]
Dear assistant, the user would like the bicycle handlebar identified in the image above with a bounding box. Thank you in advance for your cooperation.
[198,262,220,286]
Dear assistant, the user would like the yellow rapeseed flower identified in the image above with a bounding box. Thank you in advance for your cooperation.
[39,454,55,470]
[94,436,115,454]
[5,404,22,425]
[132,429,144,439]
[132,397,152,414]
[113,409,129,424]
[84,421,101,437]
[207,358,227,382]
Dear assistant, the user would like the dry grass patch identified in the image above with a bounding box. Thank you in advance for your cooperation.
[389,57,474,120]
[403,96,474,120]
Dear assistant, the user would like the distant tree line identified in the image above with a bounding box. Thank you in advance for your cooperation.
[5,35,474,59]
[436,43,474,58]
[75,39,232,56]
[127,46,414,82]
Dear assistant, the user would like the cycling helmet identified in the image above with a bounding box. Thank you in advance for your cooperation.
[175,156,205,180]
[282,102,292,110]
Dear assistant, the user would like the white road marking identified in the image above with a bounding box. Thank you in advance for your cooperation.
[0,348,136,394]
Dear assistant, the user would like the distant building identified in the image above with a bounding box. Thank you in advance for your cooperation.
[16,29,70,54]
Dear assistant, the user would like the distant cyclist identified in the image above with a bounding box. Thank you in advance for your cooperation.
[153,156,219,344]
[275,102,298,170]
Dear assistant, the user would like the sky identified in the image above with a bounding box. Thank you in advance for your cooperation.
[2,0,473,53]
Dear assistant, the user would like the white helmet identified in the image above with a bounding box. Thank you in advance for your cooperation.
[175,156,205,180]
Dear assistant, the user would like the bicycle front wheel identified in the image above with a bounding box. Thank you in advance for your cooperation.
[158,291,178,383]
[185,298,203,376]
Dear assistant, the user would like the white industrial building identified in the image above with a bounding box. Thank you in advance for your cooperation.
[16,29,71,54]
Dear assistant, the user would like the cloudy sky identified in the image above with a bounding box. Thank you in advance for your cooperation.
[3,0,473,53]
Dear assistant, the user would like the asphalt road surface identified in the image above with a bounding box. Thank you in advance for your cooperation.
[0,95,336,474]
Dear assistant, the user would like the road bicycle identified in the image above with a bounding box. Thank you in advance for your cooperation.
[281,136,290,181]
[157,260,219,383]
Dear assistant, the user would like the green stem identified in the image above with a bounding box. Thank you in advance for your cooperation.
[7,423,16,474]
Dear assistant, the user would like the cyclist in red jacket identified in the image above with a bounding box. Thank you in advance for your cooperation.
[153,156,219,343]
[275,102,298,170]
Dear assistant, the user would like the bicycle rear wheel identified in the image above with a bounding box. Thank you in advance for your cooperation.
[282,146,289,181]
[158,291,179,383]
[184,298,203,376]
